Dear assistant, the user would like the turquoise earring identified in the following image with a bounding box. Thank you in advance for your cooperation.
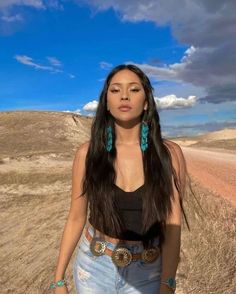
[106,125,113,152]
[140,111,149,151]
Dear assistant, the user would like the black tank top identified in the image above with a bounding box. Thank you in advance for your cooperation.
[89,183,159,241]
[113,183,144,240]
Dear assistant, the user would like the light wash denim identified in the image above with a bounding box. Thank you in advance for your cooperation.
[73,225,162,293]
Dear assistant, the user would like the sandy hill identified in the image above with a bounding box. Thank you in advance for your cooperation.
[194,128,236,141]
[0,110,92,159]
[171,128,236,150]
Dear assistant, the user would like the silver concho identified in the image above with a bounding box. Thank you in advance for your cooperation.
[141,246,160,263]
[89,237,107,256]
[111,247,132,267]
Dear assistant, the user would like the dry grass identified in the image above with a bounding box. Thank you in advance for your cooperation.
[177,179,236,293]
[0,170,71,185]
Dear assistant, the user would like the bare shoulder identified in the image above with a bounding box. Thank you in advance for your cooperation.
[72,140,90,176]
[75,140,91,157]
[163,138,182,154]
[163,139,185,170]
[80,140,91,151]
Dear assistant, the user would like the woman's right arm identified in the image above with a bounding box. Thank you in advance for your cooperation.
[52,141,90,291]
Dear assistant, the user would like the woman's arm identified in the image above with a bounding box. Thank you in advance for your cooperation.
[160,142,186,293]
[53,141,90,281]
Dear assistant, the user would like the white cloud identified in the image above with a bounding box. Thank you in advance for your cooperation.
[155,94,197,110]
[68,74,76,79]
[0,0,45,10]
[14,54,63,73]
[127,46,199,83]
[83,100,99,112]
[47,0,64,10]
[182,46,196,60]
[46,56,62,67]
[62,109,82,114]
[87,112,95,117]
[100,61,113,70]
[1,13,23,22]
[73,109,81,114]
[0,0,63,10]
[14,54,76,78]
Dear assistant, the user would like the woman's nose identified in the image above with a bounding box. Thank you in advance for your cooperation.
[121,90,129,100]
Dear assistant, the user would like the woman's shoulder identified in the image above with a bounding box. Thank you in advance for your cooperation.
[73,140,91,164]
[163,139,186,170]
[76,140,91,155]
[163,138,182,153]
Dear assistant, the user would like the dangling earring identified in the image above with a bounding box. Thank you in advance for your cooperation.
[140,110,149,152]
[106,125,113,152]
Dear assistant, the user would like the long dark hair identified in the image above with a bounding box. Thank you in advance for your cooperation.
[80,64,196,250]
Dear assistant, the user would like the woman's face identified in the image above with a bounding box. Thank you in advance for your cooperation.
[106,69,148,121]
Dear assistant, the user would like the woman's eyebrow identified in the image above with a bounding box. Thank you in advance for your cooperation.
[110,82,140,86]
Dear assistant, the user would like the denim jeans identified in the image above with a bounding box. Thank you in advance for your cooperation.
[73,225,162,293]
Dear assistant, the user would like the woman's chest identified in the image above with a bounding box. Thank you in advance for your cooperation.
[114,146,144,192]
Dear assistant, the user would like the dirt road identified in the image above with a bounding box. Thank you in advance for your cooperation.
[182,146,236,206]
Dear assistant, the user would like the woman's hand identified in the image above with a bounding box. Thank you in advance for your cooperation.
[53,285,69,294]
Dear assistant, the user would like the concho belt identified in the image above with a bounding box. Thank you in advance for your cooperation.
[85,226,160,267]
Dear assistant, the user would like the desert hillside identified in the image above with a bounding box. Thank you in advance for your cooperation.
[0,111,235,294]
[0,110,92,159]
[171,128,236,151]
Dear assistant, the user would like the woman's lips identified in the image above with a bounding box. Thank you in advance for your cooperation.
[118,107,132,111]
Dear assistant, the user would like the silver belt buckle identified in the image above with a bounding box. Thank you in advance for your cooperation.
[111,247,132,267]
[141,246,160,263]
[90,237,107,256]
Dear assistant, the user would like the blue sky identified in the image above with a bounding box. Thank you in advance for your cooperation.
[0,0,235,137]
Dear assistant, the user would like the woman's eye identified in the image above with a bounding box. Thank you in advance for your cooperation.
[110,88,140,93]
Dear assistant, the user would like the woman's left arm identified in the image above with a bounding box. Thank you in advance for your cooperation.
[160,142,186,294]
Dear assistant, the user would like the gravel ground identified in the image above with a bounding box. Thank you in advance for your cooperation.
[182,146,236,206]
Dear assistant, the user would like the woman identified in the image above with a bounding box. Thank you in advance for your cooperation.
[50,64,191,293]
